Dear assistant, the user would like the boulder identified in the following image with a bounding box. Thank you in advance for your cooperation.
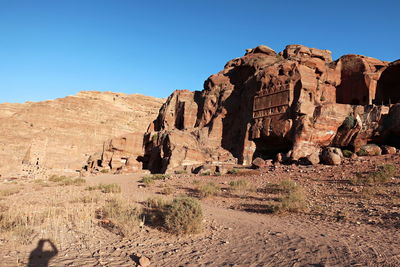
[321,147,342,165]
[381,145,396,155]
[252,157,266,169]
[306,151,320,165]
[359,144,382,156]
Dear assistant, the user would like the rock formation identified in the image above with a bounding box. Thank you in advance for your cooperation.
[0,91,163,178]
[139,44,399,173]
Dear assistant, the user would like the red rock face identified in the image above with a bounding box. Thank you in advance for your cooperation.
[136,45,398,173]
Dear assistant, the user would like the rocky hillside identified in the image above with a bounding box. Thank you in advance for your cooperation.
[0,91,164,177]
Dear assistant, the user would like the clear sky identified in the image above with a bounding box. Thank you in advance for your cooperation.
[1,0,399,103]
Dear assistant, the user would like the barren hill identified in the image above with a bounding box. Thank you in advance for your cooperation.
[0,91,164,177]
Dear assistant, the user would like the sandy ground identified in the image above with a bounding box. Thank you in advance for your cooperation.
[0,154,399,266]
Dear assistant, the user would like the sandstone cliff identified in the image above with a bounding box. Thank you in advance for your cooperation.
[0,91,164,177]
[140,45,399,173]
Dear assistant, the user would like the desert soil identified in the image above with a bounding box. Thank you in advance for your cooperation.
[0,154,399,267]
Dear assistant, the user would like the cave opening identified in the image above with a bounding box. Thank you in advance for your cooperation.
[374,62,400,105]
[336,58,370,105]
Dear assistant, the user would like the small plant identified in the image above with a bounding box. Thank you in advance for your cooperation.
[140,174,170,186]
[342,149,353,158]
[145,197,167,209]
[97,198,141,236]
[200,171,211,176]
[356,149,368,156]
[0,187,20,197]
[151,133,159,142]
[141,176,155,186]
[278,186,307,213]
[87,183,121,193]
[100,169,109,173]
[48,175,67,183]
[48,175,85,186]
[264,179,307,213]
[342,115,355,129]
[174,170,187,174]
[278,179,298,193]
[320,95,326,101]
[350,164,396,185]
[195,182,220,198]
[163,197,203,234]
[160,186,174,195]
[229,179,252,194]
[227,168,239,175]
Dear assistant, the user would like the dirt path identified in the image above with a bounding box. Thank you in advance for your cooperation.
[1,168,399,266]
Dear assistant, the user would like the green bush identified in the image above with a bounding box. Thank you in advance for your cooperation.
[163,197,203,234]
[227,168,239,175]
[356,149,368,156]
[342,149,353,158]
[342,116,355,129]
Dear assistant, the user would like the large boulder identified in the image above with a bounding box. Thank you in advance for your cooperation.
[359,144,382,156]
[321,147,342,165]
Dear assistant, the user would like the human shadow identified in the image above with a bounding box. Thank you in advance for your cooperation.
[28,239,58,267]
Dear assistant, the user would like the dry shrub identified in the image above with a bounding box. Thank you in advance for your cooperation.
[97,198,141,237]
[160,185,174,195]
[264,179,307,213]
[145,197,167,209]
[140,176,155,186]
[278,186,307,213]
[141,174,170,187]
[49,175,86,186]
[0,187,20,197]
[351,164,396,185]
[163,197,203,234]
[227,168,239,175]
[229,179,253,195]
[87,183,121,193]
[195,182,220,198]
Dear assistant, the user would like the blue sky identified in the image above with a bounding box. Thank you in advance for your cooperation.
[0,0,399,103]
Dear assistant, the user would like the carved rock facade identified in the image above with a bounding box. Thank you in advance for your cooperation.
[139,44,399,173]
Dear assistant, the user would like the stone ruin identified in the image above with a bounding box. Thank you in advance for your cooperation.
[85,44,400,174]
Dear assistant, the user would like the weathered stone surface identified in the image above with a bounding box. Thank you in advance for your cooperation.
[0,91,163,177]
[321,147,342,165]
[360,144,382,156]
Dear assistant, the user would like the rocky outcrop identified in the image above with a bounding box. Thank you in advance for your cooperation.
[0,91,163,178]
[140,44,399,173]
[85,133,144,173]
